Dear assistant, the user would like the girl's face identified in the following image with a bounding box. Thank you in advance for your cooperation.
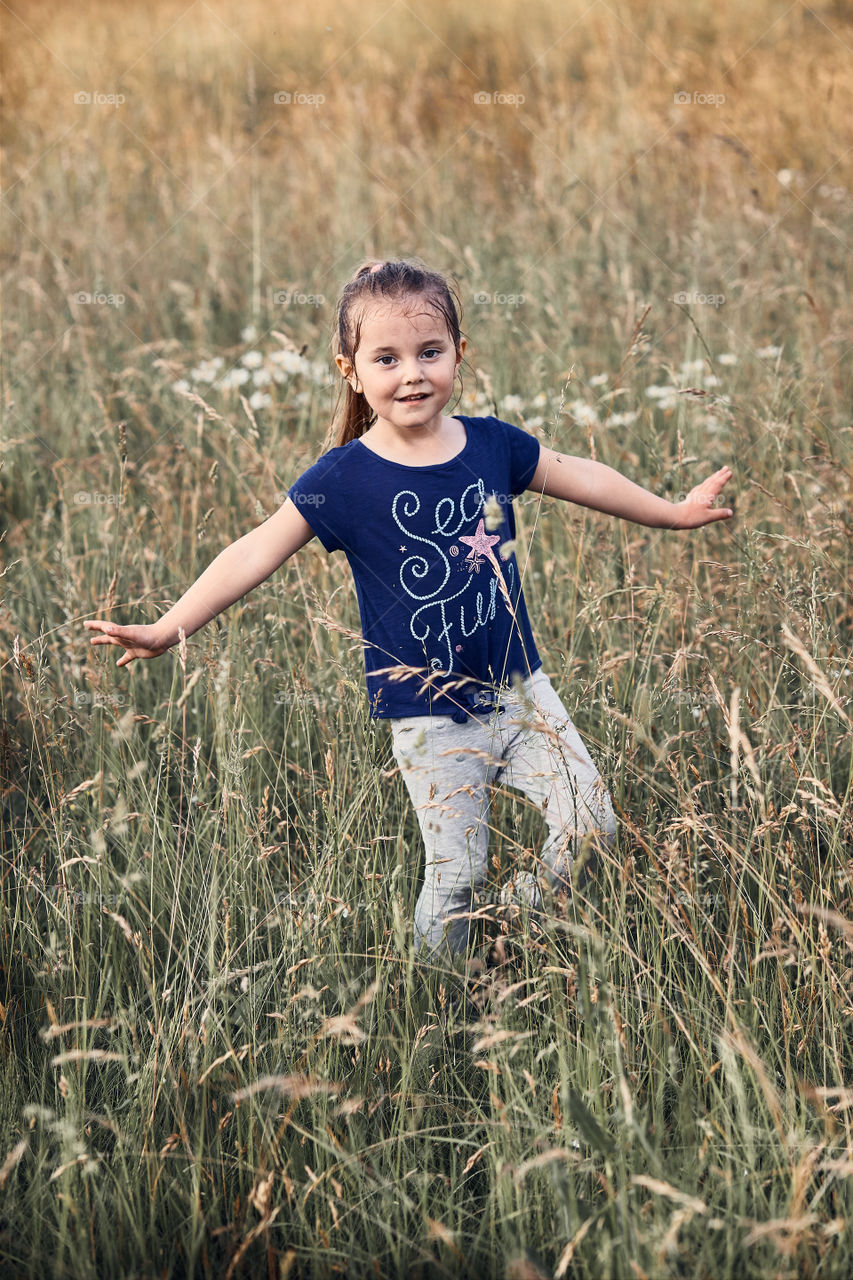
[335,297,465,437]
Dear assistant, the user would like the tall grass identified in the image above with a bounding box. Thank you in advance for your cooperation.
[2,0,852,1275]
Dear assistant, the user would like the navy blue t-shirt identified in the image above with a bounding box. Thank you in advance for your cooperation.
[288,415,542,720]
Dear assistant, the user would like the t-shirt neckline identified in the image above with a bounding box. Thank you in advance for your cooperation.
[352,415,470,471]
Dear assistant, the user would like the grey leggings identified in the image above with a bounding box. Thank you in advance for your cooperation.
[390,668,617,962]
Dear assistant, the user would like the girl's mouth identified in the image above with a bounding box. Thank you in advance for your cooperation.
[398,393,429,402]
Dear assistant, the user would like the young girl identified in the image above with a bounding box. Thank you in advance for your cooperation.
[84,258,733,970]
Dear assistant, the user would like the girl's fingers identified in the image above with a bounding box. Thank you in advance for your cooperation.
[84,621,117,641]
[84,620,138,658]
[692,506,733,525]
[702,467,731,486]
[84,621,163,665]
[687,467,732,505]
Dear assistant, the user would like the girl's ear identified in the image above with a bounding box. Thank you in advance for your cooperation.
[335,353,361,393]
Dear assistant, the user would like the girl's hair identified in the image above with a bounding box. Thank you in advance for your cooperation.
[327,257,465,449]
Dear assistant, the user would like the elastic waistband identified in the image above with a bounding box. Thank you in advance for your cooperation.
[450,692,503,723]
[448,669,546,723]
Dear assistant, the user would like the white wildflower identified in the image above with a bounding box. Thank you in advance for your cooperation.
[248,391,272,410]
[240,324,259,343]
[645,385,678,410]
[645,384,676,398]
[703,374,721,387]
[679,359,705,375]
[190,357,223,383]
[717,353,738,365]
[756,345,782,359]
[569,401,599,427]
[608,409,640,427]
[172,379,191,394]
[462,389,492,412]
[241,350,264,369]
[269,349,310,376]
[588,373,609,387]
[216,367,251,390]
[252,368,272,387]
[501,394,525,413]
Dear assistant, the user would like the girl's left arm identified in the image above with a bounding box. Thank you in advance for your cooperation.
[526,447,733,529]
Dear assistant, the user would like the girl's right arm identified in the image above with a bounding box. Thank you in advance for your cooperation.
[83,498,316,667]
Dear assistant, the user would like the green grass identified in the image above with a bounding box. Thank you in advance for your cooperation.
[2,0,852,1275]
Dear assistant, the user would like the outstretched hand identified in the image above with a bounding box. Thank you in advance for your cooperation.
[83,620,172,668]
[671,466,734,529]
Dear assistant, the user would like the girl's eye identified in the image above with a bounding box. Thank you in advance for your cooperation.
[376,348,443,366]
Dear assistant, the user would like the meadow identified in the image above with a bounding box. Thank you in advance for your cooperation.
[1,0,852,1276]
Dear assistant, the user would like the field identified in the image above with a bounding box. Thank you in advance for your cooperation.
[2,0,853,1276]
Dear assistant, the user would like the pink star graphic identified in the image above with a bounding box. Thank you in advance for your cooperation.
[458,518,500,563]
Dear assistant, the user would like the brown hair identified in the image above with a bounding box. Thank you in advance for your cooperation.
[326,257,465,449]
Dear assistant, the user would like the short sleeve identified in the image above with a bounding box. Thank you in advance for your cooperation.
[495,418,541,495]
[288,453,350,554]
